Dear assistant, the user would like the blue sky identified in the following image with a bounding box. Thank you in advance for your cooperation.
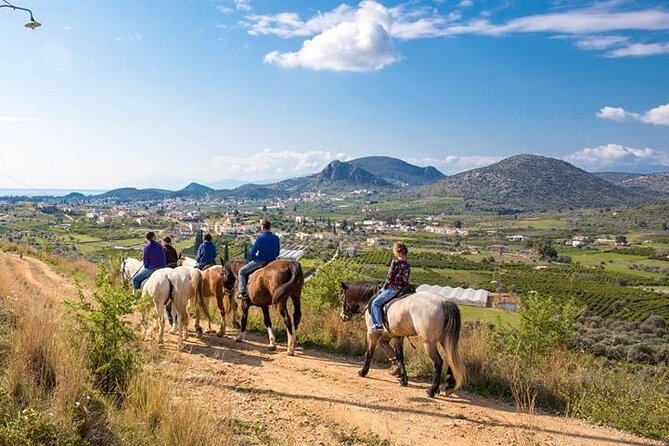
[1,0,668,189]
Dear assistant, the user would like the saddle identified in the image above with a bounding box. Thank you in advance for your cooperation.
[377,284,416,332]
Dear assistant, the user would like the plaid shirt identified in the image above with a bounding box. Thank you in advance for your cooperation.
[384,259,410,290]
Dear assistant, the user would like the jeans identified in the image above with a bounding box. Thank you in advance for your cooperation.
[238,260,264,295]
[132,267,155,290]
[370,288,398,328]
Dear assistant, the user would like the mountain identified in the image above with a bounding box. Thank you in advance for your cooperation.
[620,173,669,194]
[97,187,171,201]
[421,154,653,211]
[348,156,445,186]
[313,160,390,186]
[171,182,214,198]
[594,172,643,185]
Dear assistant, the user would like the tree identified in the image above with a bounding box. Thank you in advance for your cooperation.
[536,239,558,261]
[615,235,628,245]
[454,219,463,229]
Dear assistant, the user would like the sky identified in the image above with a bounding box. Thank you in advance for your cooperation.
[1,0,668,190]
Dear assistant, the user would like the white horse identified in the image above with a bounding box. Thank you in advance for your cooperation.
[120,257,142,286]
[340,282,466,398]
[140,266,210,350]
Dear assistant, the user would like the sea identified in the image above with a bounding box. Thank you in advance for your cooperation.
[0,188,106,198]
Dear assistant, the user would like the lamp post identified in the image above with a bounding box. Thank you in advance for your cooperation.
[0,0,41,29]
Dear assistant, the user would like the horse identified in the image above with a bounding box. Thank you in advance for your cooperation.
[339,281,465,398]
[221,259,304,355]
[120,257,142,287]
[140,266,210,350]
[178,256,239,338]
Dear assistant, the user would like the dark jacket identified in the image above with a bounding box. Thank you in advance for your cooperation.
[163,244,179,266]
[196,240,217,268]
[249,231,281,262]
[143,240,167,269]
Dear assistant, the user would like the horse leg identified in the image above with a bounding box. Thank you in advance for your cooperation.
[215,291,227,338]
[194,301,203,338]
[259,306,276,349]
[205,297,214,333]
[278,302,296,356]
[177,300,189,351]
[391,337,409,386]
[424,342,443,398]
[291,293,302,331]
[378,337,407,386]
[157,303,166,344]
[359,329,380,377]
[235,300,250,342]
[443,365,456,395]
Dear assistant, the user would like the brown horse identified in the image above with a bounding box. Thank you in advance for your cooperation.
[193,262,239,338]
[221,259,304,355]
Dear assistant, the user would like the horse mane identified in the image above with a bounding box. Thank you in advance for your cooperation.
[344,281,381,306]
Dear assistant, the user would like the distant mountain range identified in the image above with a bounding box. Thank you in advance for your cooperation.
[68,154,669,211]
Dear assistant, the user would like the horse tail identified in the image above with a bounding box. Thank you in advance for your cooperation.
[194,272,211,323]
[441,301,466,389]
[272,261,302,306]
[164,276,174,307]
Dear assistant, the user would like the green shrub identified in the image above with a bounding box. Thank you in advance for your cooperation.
[0,409,85,446]
[66,268,138,401]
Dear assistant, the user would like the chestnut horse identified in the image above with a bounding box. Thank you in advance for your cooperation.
[221,259,304,355]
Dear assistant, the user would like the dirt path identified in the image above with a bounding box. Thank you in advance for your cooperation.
[1,251,662,446]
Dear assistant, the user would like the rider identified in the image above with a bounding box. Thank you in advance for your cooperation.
[238,219,280,303]
[132,231,167,290]
[369,241,411,333]
[163,236,179,268]
[195,233,217,270]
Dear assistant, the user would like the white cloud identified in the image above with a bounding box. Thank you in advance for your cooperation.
[232,0,251,12]
[597,103,669,126]
[245,1,669,71]
[211,149,350,181]
[565,144,669,170]
[409,155,502,174]
[0,116,42,124]
[264,2,399,72]
[606,41,669,58]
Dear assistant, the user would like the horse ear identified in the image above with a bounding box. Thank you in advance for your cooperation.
[220,257,225,266]
[341,282,348,290]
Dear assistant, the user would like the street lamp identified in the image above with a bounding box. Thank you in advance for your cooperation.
[0,0,41,29]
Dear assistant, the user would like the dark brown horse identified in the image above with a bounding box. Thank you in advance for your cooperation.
[221,259,303,355]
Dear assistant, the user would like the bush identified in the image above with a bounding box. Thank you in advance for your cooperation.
[66,268,139,401]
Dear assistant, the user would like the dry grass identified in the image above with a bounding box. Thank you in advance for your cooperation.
[114,373,233,446]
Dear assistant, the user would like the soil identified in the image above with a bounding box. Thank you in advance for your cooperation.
[1,251,662,446]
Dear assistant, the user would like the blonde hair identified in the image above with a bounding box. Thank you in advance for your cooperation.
[393,241,408,256]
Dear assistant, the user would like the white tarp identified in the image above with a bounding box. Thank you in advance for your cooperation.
[279,248,305,260]
[416,284,488,307]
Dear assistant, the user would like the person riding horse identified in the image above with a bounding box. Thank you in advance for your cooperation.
[238,219,280,304]
[369,241,411,333]
[195,233,217,270]
[163,236,179,268]
[132,231,167,290]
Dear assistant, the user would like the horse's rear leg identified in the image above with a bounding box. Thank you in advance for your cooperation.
[262,306,277,349]
[278,302,296,356]
[391,337,409,386]
[424,342,443,398]
[215,292,227,337]
[291,294,302,330]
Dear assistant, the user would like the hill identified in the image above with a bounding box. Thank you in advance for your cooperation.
[313,160,389,186]
[97,187,171,201]
[421,154,653,211]
[620,173,669,194]
[348,156,445,186]
[594,172,644,185]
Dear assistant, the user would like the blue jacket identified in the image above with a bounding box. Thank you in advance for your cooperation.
[195,240,217,267]
[143,240,167,269]
[249,232,280,262]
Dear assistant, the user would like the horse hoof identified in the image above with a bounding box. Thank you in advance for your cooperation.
[426,387,439,398]
[267,344,277,350]
[442,388,455,397]
[216,332,224,338]
[235,337,243,343]
[358,369,367,378]
[287,350,295,356]
[400,379,408,387]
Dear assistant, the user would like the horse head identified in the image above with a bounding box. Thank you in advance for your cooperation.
[340,281,381,321]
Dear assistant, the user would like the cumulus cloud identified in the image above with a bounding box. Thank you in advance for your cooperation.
[211,149,350,181]
[565,144,669,170]
[409,155,502,174]
[597,103,669,126]
[263,2,399,72]
[244,1,669,71]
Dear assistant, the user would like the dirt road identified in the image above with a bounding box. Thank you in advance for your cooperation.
[1,251,662,446]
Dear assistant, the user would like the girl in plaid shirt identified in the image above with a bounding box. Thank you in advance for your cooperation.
[370,241,410,332]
